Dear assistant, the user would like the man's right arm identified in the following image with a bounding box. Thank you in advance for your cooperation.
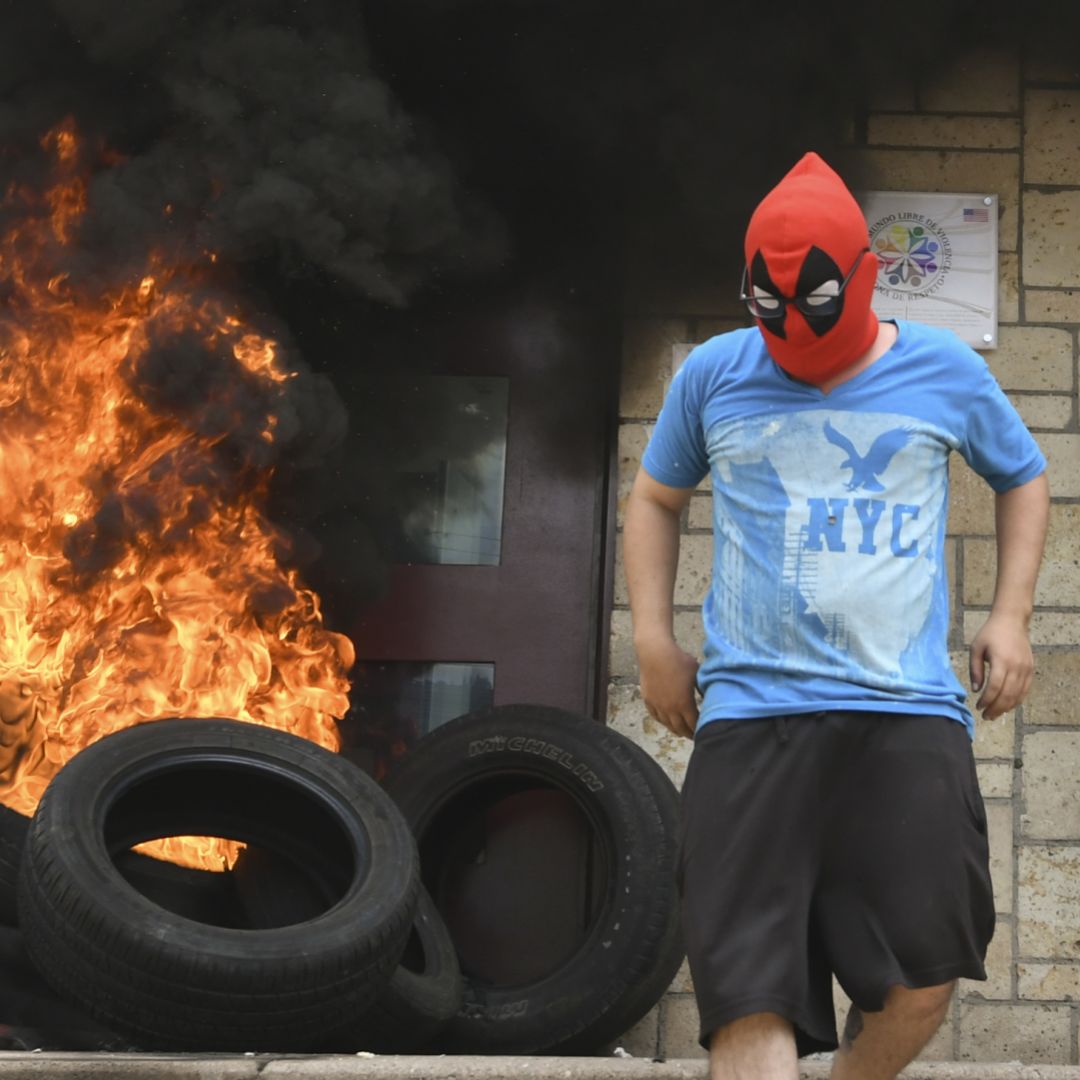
[624,467,699,739]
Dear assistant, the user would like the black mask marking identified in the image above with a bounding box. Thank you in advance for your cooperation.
[749,250,785,340]
[795,245,844,337]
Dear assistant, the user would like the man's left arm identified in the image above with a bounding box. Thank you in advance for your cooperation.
[969,471,1050,720]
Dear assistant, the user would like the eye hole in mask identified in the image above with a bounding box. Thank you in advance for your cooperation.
[801,280,840,309]
[750,286,782,314]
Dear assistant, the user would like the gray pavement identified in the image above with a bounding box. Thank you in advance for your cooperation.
[0,1056,1077,1079]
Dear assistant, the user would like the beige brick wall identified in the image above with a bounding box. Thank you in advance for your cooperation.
[609,42,1080,1065]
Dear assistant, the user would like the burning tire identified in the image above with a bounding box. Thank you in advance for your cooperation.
[383,704,684,1055]
[17,718,419,1052]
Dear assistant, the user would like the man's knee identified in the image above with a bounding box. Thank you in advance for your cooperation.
[709,1010,794,1053]
[882,980,955,1022]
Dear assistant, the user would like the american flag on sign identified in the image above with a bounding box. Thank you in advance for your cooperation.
[963,207,990,222]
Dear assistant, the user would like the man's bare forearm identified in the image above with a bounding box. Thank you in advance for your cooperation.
[968,471,1049,719]
[624,485,683,644]
[624,469,700,737]
[991,471,1049,624]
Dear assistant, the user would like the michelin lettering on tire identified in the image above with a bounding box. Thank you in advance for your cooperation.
[459,998,529,1021]
[466,735,604,792]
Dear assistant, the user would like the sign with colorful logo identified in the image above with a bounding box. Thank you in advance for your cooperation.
[857,191,998,349]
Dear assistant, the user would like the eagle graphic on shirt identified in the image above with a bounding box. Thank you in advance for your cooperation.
[823,420,913,492]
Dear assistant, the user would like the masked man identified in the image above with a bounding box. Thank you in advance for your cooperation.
[624,152,1049,1080]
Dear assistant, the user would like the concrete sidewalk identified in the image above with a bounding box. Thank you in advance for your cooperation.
[0,1056,1078,1079]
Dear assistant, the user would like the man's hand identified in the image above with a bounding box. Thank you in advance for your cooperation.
[969,472,1048,722]
[636,633,699,739]
[969,612,1035,721]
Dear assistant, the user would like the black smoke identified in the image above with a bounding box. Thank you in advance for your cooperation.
[0,0,514,611]
[1,0,506,304]
[4,0,1077,294]
[362,0,1080,267]
[3,0,1076,617]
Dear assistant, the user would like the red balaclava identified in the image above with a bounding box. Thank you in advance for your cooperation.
[744,152,879,385]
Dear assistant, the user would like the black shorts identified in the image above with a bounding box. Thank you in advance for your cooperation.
[678,710,995,1056]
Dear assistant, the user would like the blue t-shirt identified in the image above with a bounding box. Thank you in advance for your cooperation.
[641,321,1046,736]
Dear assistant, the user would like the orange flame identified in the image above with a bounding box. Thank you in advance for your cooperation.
[0,121,355,869]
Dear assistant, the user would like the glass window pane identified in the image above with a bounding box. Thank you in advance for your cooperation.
[339,661,495,778]
[388,376,508,566]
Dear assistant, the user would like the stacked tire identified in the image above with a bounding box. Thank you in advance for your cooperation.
[13,718,430,1051]
[5,706,683,1055]
[383,704,685,1055]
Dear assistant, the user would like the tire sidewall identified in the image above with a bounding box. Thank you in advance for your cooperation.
[384,704,681,1052]
[19,718,418,1024]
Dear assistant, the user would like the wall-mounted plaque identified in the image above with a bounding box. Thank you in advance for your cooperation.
[857,191,998,349]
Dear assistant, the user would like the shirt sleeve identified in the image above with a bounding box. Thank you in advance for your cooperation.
[640,352,711,488]
[959,356,1047,493]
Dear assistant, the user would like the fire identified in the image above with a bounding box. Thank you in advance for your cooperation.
[0,121,355,869]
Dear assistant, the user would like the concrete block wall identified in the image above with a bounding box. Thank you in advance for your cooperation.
[608,42,1080,1065]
